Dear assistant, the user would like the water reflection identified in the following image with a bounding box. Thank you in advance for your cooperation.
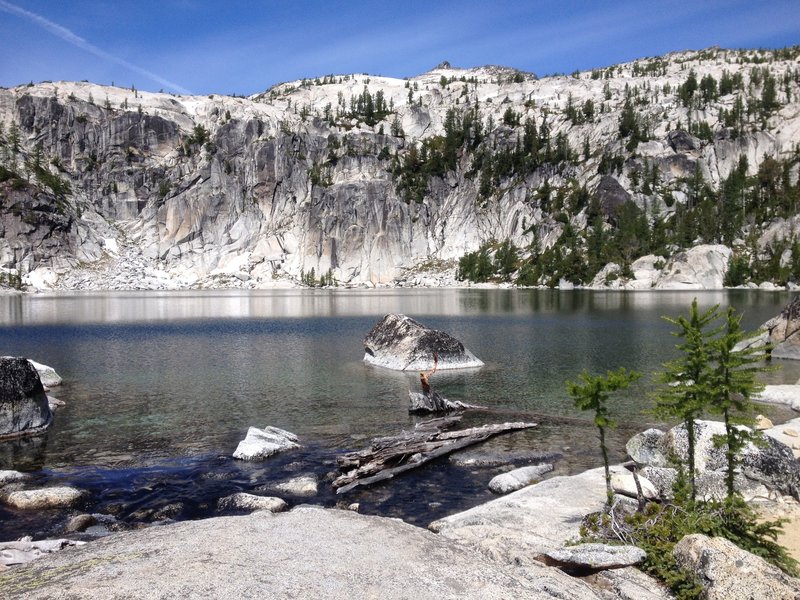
[0,289,798,537]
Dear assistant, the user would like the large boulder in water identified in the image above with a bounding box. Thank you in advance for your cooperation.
[363,314,484,371]
[748,296,800,360]
[0,357,53,440]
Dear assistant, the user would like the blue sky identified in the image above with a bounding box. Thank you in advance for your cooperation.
[0,0,798,96]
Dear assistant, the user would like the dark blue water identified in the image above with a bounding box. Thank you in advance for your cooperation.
[1,289,798,538]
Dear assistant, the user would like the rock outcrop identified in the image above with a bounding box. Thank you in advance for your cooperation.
[363,314,483,371]
[653,245,732,289]
[0,357,52,440]
[0,506,606,599]
[673,533,800,600]
[232,426,300,461]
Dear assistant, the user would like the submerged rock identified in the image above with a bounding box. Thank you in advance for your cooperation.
[0,357,53,440]
[2,486,86,510]
[273,475,318,497]
[363,314,483,371]
[488,464,554,494]
[232,426,300,461]
[673,533,800,600]
[217,493,287,513]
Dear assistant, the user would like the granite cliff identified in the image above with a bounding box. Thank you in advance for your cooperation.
[0,47,798,290]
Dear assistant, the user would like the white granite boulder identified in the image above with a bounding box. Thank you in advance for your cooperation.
[232,426,300,461]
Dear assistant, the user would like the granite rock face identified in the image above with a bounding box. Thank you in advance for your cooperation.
[0,357,52,439]
[0,506,606,599]
[1,49,797,290]
[673,533,800,600]
[363,314,483,371]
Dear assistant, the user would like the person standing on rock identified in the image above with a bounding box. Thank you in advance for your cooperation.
[419,353,438,395]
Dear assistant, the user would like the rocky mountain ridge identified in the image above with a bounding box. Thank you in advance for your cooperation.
[1,46,799,290]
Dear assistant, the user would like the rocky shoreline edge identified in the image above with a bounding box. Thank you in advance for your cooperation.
[4,412,800,599]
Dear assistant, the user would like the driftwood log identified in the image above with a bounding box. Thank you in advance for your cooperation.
[333,416,536,493]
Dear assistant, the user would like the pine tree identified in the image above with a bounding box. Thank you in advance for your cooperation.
[568,367,641,506]
[657,299,720,501]
[709,307,768,500]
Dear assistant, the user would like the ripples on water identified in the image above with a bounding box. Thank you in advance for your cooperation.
[1,289,798,538]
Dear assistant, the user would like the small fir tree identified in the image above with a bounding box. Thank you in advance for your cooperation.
[567,367,641,506]
[657,299,720,501]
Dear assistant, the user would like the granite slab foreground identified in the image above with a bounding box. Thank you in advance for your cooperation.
[1,505,604,600]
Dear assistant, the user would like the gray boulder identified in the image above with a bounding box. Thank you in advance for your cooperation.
[217,493,287,513]
[273,475,318,497]
[488,464,553,494]
[2,486,85,510]
[363,314,483,371]
[0,357,53,439]
[625,428,666,466]
[450,449,563,468]
[542,543,646,572]
[232,426,300,461]
[673,533,800,600]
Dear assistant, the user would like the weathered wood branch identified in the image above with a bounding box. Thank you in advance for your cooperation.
[333,418,537,494]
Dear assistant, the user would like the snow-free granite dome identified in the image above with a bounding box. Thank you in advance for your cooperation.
[363,314,484,371]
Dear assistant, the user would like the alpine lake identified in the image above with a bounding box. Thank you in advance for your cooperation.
[1,288,799,540]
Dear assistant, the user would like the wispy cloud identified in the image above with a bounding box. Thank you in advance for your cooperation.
[0,0,192,94]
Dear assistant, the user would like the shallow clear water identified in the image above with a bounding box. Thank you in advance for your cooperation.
[1,289,798,537]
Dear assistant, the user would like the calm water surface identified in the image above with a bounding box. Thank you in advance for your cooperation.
[1,289,798,538]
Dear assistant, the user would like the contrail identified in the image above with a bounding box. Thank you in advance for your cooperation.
[0,0,192,95]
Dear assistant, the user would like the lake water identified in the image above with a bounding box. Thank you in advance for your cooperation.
[1,289,799,538]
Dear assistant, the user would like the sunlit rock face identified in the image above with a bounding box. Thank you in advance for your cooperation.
[1,48,798,289]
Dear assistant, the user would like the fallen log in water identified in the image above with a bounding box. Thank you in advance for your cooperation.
[333,417,537,494]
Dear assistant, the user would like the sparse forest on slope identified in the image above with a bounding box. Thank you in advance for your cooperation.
[0,46,799,290]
